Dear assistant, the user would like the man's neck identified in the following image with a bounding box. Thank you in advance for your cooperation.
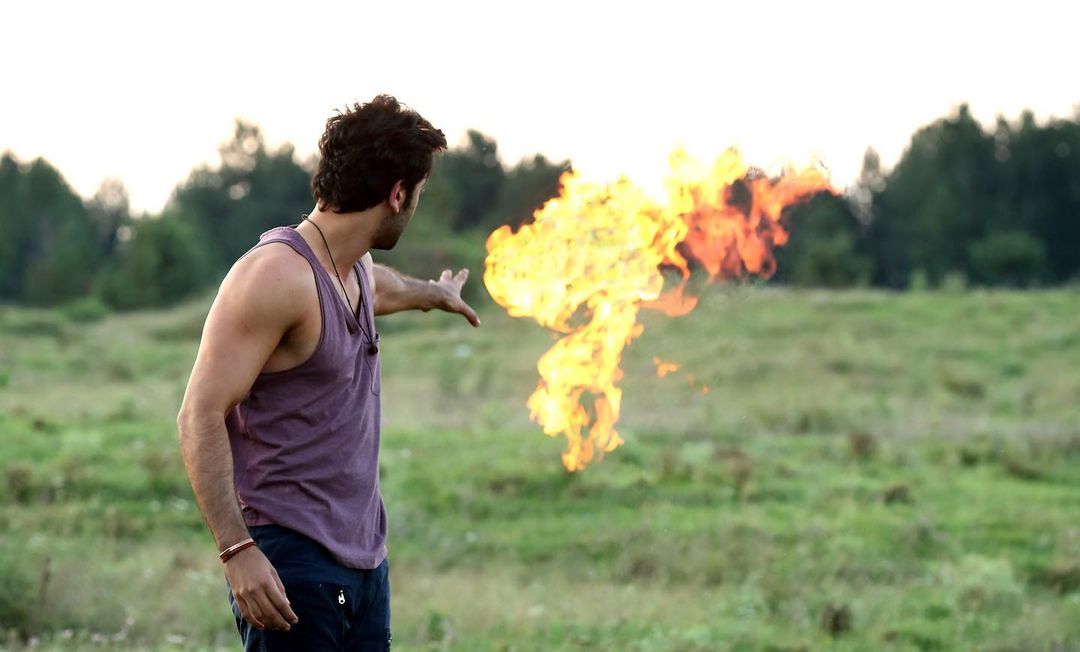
[296,205,380,276]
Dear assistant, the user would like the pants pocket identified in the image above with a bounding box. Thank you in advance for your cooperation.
[342,562,391,650]
[232,580,349,652]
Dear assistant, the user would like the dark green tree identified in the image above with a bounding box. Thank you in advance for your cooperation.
[0,154,98,304]
[775,192,871,287]
[86,179,131,263]
[438,130,504,231]
[489,154,569,230]
[998,111,1080,282]
[866,104,1001,288]
[169,120,314,272]
[0,153,26,299]
[97,213,209,309]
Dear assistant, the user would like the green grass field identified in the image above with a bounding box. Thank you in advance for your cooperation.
[1,287,1079,651]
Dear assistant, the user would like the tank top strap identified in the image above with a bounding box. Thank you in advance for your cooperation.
[353,256,377,337]
[255,225,322,264]
[244,225,360,335]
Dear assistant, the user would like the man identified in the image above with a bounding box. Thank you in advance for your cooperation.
[177,95,479,651]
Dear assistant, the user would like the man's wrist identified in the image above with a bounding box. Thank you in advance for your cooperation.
[419,278,444,311]
[216,527,256,554]
[219,537,257,563]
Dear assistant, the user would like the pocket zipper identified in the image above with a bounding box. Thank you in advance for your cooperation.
[338,587,348,641]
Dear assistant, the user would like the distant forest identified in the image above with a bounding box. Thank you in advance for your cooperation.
[1,104,1078,311]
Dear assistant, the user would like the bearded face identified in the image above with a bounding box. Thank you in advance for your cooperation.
[371,179,426,250]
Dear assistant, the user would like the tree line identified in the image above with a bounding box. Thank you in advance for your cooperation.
[775,105,1080,289]
[1,103,1077,311]
[0,122,568,310]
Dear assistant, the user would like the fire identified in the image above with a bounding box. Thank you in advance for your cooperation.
[653,357,680,378]
[484,147,831,471]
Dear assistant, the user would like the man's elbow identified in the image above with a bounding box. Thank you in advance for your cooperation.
[176,406,196,440]
[176,401,220,440]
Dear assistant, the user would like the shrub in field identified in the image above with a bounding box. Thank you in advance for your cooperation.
[0,547,35,638]
[968,230,1047,286]
[940,555,1024,612]
[0,309,64,338]
[847,431,879,461]
[3,463,35,504]
[60,296,110,323]
[820,603,853,636]
[1033,561,1080,595]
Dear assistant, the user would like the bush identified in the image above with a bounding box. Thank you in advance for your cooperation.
[97,214,210,310]
[0,547,36,637]
[909,268,930,292]
[791,232,871,288]
[60,297,110,323]
[939,270,969,292]
[968,230,1047,286]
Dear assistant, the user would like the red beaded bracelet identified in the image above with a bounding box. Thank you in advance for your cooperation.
[219,538,257,563]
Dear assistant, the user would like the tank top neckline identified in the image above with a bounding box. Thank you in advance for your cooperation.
[273,224,366,335]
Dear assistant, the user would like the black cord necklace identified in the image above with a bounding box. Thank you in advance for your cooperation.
[301,214,377,352]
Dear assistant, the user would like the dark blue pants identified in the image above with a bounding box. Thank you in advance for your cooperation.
[224,524,391,651]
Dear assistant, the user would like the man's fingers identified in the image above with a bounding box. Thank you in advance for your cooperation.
[457,301,481,327]
[447,269,471,294]
[236,593,267,631]
[251,590,292,631]
[271,569,286,596]
[432,268,478,324]
[267,579,299,626]
[268,569,299,624]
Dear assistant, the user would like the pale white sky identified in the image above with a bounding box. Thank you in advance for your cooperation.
[2,0,1077,213]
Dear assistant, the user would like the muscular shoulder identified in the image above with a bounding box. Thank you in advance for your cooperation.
[216,242,315,331]
[181,241,318,415]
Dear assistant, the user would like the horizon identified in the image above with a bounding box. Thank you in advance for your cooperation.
[4,0,1079,214]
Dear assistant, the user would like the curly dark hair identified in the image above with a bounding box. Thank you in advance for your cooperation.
[311,94,447,213]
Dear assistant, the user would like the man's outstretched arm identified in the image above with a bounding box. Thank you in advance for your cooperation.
[372,261,481,327]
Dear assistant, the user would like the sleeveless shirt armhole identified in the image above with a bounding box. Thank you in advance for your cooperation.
[354,257,375,331]
[245,239,329,379]
[356,256,375,309]
[355,257,367,290]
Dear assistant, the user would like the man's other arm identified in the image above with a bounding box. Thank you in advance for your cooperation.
[176,246,303,632]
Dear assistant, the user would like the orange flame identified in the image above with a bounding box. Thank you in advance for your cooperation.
[653,357,680,378]
[484,147,831,471]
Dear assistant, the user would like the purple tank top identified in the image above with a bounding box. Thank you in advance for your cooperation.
[225,225,386,570]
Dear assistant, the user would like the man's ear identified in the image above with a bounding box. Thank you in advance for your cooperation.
[388,180,407,214]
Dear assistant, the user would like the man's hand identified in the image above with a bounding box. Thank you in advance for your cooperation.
[224,546,299,632]
[429,268,481,327]
[371,262,481,325]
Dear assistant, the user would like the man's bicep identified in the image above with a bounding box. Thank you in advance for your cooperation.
[181,256,301,417]
[372,260,421,312]
[371,259,404,315]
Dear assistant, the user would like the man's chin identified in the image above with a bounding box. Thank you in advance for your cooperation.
[370,234,402,251]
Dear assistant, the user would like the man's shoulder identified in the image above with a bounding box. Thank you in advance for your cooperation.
[232,238,314,283]
[216,239,317,319]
